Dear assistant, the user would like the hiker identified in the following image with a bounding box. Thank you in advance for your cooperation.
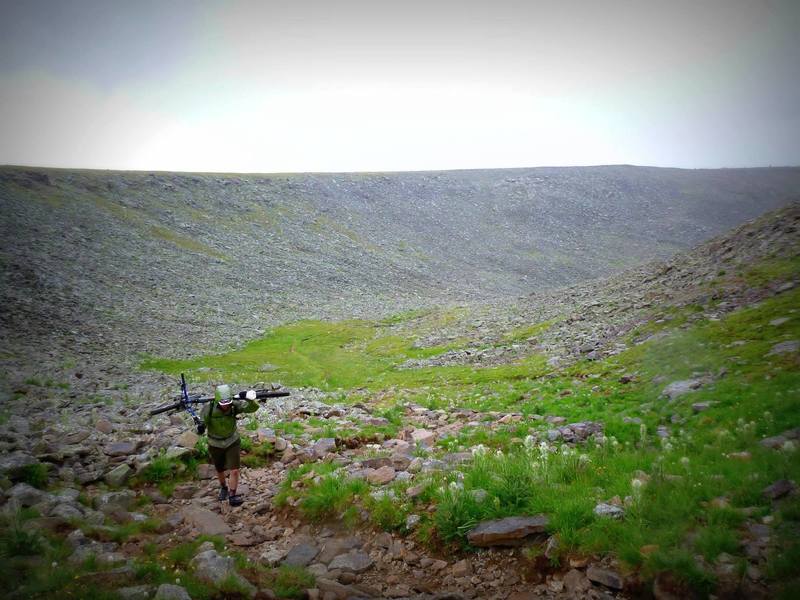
[200,384,258,506]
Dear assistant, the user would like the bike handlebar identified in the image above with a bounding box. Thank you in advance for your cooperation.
[149,389,290,416]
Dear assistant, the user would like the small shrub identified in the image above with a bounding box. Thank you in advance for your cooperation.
[140,452,177,483]
[299,475,368,521]
[0,517,45,557]
[369,494,407,531]
[194,436,209,459]
[271,565,315,599]
[20,463,49,489]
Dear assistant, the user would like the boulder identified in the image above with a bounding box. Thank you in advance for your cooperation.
[190,549,256,597]
[327,550,374,573]
[283,543,319,567]
[182,506,232,535]
[190,549,234,584]
[0,451,38,478]
[118,585,156,600]
[466,515,549,547]
[104,441,142,457]
[587,565,624,590]
[176,431,199,449]
[154,584,192,600]
[7,482,48,507]
[410,429,436,447]
[594,503,625,519]
[96,419,114,434]
[94,490,136,512]
[367,465,396,485]
[661,379,704,400]
[317,537,361,565]
[767,340,799,356]
[312,438,337,458]
[105,464,132,487]
[763,479,797,500]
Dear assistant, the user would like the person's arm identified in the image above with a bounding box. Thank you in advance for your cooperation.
[233,398,259,415]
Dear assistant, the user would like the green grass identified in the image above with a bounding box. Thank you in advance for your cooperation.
[19,463,49,489]
[142,318,549,391]
[138,257,800,596]
[270,565,315,599]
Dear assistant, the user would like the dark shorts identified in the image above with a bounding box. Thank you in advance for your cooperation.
[209,439,241,472]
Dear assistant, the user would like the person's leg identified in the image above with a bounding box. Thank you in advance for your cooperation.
[209,445,229,500]
[227,440,243,506]
[229,469,239,494]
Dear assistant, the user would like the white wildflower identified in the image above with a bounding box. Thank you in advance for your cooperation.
[523,435,536,449]
[782,440,796,452]
[471,444,488,457]
[639,423,647,442]
[663,442,674,452]
[578,454,591,464]
[680,456,690,467]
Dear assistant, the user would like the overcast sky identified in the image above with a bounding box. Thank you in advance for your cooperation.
[1,0,798,173]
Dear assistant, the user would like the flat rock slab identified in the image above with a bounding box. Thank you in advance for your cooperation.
[767,340,799,356]
[104,441,142,456]
[328,550,375,573]
[283,543,319,567]
[181,506,231,535]
[587,565,624,590]
[0,451,38,477]
[466,515,549,547]
[594,503,625,519]
[661,379,705,400]
[763,479,797,500]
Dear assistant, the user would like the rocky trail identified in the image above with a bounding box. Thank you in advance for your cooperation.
[3,378,796,599]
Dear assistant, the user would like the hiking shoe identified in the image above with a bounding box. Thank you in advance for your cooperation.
[218,486,229,501]
[228,494,243,507]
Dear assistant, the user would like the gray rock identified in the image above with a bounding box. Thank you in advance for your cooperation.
[587,565,624,590]
[176,430,199,448]
[767,340,799,356]
[94,490,136,512]
[466,515,549,547]
[366,465,396,485]
[0,451,38,478]
[283,543,319,567]
[260,547,288,567]
[182,506,232,535]
[661,379,704,400]
[105,463,133,487]
[96,419,114,434]
[312,437,337,458]
[190,549,235,585]
[317,537,361,565]
[594,503,625,519]
[50,502,85,521]
[763,479,797,500]
[327,550,375,573]
[104,441,142,456]
[7,482,48,507]
[154,584,192,600]
[117,585,155,600]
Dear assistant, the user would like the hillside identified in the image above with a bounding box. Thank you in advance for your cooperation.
[0,191,798,599]
[1,164,799,390]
